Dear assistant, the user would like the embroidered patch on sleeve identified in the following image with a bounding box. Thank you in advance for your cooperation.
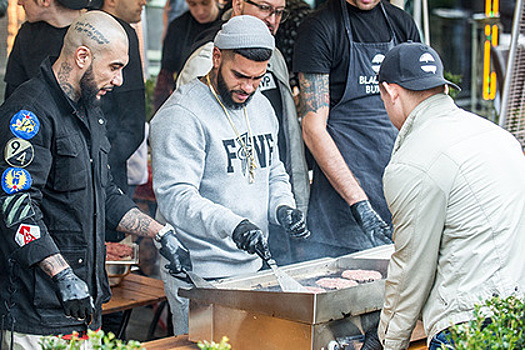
[1,193,35,228]
[4,138,34,168]
[15,223,41,247]
[9,110,40,140]
[1,168,32,194]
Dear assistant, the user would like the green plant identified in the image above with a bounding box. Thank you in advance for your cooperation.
[144,76,156,123]
[445,295,525,349]
[39,330,144,350]
[197,336,232,350]
[444,71,462,100]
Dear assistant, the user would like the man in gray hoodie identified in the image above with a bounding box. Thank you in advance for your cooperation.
[150,15,309,335]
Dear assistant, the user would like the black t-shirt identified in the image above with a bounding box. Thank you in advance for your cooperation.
[293,0,421,107]
[161,10,223,73]
[101,16,146,195]
[4,21,68,99]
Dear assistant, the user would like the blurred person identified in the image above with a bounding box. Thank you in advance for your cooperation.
[153,0,222,111]
[100,0,148,242]
[3,0,89,99]
[164,0,188,28]
[293,0,421,260]
[376,42,525,350]
[274,0,312,89]
[0,0,7,18]
[99,0,149,336]
[0,11,189,350]
[150,16,309,335]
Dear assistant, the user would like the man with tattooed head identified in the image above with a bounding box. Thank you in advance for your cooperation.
[0,11,190,349]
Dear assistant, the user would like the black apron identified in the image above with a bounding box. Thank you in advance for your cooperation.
[307,0,398,252]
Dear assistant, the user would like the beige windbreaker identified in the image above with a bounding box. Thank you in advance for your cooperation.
[378,94,525,349]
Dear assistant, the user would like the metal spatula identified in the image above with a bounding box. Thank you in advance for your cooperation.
[183,268,216,289]
[267,258,308,292]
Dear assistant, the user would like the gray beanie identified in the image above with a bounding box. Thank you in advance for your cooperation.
[214,15,275,51]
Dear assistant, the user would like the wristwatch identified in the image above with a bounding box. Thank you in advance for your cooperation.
[155,223,174,242]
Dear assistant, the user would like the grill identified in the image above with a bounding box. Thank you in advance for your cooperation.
[179,245,424,349]
[500,0,525,147]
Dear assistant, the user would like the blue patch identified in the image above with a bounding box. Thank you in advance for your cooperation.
[1,168,32,195]
[10,110,40,140]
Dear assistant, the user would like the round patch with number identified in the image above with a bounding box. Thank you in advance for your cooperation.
[9,110,40,140]
[4,138,34,168]
[1,167,32,194]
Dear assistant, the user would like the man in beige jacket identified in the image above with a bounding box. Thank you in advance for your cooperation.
[376,42,525,350]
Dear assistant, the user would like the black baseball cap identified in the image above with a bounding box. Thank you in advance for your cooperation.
[378,42,461,91]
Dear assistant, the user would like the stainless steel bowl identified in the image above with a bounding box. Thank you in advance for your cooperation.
[105,243,139,287]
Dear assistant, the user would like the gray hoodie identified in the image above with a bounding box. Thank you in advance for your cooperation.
[150,79,296,278]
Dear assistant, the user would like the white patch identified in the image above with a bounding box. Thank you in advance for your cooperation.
[419,53,435,63]
[15,224,41,247]
[419,53,437,74]
[259,73,277,92]
[421,65,437,74]
[371,54,385,74]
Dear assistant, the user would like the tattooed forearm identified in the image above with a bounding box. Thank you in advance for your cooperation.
[117,208,163,238]
[39,254,69,277]
[298,72,330,116]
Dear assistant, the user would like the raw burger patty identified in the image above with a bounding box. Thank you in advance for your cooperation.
[341,269,382,282]
[315,277,358,290]
[106,242,133,261]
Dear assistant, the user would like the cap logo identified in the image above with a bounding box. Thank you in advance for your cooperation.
[419,53,437,74]
[371,54,385,74]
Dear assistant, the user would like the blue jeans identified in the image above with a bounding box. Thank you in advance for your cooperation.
[428,329,455,350]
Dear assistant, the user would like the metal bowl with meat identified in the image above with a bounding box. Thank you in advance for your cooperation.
[105,242,139,287]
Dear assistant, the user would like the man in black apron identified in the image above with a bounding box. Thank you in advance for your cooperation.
[293,0,421,260]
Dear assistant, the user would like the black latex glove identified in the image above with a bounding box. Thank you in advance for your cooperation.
[277,205,310,239]
[232,219,271,261]
[350,200,393,246]
[159,229,192,277]
[361,328,383,350]
[52,267,94,321]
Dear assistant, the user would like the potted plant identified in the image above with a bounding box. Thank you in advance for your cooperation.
[197,336,232,350]
[39,330,144,350]
[445,295,525,349]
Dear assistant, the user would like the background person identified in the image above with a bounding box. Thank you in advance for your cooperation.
[0,12,189,349]
[3,0,89,99]
[150,15,309,336]
[377,42,525,350]
[292,0,421,260]
[100,0,148,242]
[153,0,222,111]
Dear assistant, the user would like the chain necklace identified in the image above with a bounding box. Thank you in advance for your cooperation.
[206,74,257,183]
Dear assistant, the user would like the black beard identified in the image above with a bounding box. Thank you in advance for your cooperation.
[79,64,101,108]
[217,67,255,110]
